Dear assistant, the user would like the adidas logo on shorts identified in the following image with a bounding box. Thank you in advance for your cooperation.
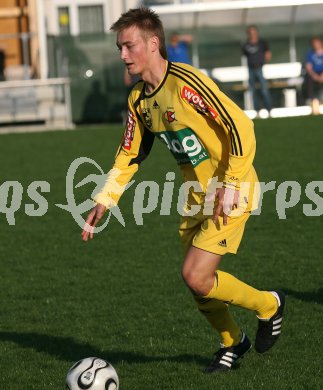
[218,239,227,247]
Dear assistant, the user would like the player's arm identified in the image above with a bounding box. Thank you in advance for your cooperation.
[82,97,154,241]
[214,104,255,224]
[94,108,153,209]
[182,73,256,191]
[197,73,256,189]
[213,101,255,224]
[186,72,256,223]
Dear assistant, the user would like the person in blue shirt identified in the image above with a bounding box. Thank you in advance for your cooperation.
[304,36,323,114]
[167,33,193,64]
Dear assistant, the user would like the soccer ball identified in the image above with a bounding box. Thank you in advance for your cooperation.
[66,357,119,390]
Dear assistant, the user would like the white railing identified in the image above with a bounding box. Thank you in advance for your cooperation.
[210,62,303,109]
[0,78,73,129]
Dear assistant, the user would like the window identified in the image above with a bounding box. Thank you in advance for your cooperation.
[58,7,70,35]
[78,5,104,34]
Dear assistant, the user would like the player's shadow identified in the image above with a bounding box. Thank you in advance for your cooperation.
[0,331,208,366]
[284,287,323,305]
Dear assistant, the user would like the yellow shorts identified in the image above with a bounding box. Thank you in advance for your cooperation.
[179,208,251,256]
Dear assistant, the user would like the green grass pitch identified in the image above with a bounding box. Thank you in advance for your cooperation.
[0,115,322,389]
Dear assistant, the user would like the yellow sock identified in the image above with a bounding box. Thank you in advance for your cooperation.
[194,295,242,347]
[205,270,277,319]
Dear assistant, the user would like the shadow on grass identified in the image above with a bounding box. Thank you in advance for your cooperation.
[284,288,323,305]
[0,331,208,366]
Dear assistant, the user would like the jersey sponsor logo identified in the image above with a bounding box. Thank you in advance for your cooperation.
[164,110,176,123]
[142,107,152,128]
[153,100,160,109]
[181,86,218,119]
[123,109,136,150]
[157,128,209,167]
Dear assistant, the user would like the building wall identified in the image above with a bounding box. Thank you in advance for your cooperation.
[44,0,139,37]
[0,0,44,79]
[1,0,143,79]
[0,0,29,68]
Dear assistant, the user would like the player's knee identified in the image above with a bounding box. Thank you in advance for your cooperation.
[181,268,210,296]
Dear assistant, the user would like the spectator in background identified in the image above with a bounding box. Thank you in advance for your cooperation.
[0,44,6,81]
[304,36,323,115]
[167,32,192,64]
[242,25,272,114]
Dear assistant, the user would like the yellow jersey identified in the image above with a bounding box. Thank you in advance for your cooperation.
[95,62,258,210]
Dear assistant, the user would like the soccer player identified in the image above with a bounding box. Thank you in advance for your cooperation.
[82,7,285,373]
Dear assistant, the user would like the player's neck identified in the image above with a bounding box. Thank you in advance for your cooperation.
[142,58,167,94]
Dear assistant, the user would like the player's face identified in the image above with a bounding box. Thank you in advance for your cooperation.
[117,26,150,76]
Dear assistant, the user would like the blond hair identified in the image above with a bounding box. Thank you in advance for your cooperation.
[110,7,167,60]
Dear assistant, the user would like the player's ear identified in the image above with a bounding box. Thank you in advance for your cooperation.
[150,35,160,53]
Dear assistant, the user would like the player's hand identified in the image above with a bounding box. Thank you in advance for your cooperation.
[213,187,239,226]
[82,204,107,242]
